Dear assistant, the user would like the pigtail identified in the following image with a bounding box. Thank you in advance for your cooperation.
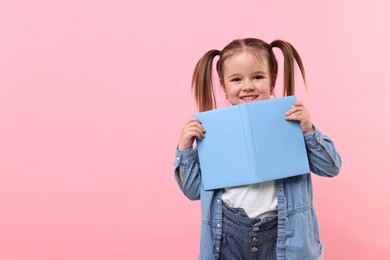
[192,50,221,112]
[270,40,306,96]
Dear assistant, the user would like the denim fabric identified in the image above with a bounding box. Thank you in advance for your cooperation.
[174,127,341,260]
[220,201,277,260]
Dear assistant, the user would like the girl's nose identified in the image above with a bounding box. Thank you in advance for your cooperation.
[242,83,255,91]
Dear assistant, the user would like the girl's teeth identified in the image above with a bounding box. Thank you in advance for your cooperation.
[242,96,255,100]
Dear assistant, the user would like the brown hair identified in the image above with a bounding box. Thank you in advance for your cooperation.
[191,38,306,112]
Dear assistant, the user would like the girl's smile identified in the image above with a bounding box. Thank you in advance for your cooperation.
[240,95,258,102]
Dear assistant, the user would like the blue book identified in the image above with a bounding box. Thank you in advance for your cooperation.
[193,96,310,190]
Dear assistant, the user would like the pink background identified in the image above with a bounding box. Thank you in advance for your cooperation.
[1,0,389,259]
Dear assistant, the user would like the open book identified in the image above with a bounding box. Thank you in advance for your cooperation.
[193,96,310,190]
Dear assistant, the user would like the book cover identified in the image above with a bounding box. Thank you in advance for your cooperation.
[193,96,310,190]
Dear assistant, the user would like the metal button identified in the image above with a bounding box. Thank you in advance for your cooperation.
[176,157,180,160]
[216,246,220,252]
[252,226,260,232]
[217,223,221,228]
[251,247,258,252]
[252,237,258,242]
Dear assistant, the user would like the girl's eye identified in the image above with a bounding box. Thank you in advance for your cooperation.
[254,75,264,80]
[231,78,241,82]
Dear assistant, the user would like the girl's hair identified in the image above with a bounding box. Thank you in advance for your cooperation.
[192,38,306,112]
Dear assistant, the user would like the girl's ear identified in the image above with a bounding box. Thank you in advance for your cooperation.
[220,78,229,99]
[220,78,227,92]
[271,73,277,92]
[219,77,225,89]
[272,73,277,86]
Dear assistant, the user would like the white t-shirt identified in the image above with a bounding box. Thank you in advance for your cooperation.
[222,180,278,219]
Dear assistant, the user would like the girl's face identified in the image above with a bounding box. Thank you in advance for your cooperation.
[221,51,275,106]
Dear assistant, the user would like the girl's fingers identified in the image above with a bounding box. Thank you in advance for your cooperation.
[185,124,205,135]
[286,101,308,117]
[293,101,303,106]
[285,107,302,116]
[178,117,208,150]
[186,118,205,133]
[284,101,313,133]
[286,101,304,114]
[285,112,302,121]
[183,122,206,138]
[187,117,202,125]
[188,127,205,138]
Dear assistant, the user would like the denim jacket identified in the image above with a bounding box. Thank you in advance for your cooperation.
[174,127,342,260]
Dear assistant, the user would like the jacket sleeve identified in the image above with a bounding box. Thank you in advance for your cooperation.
[304,126,342,177]
[173,147,202,200]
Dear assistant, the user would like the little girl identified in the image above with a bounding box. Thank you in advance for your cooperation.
[174,38,341,260]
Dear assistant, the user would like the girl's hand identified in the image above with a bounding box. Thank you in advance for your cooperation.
[285,101,314,134]
[178,117,206,151]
